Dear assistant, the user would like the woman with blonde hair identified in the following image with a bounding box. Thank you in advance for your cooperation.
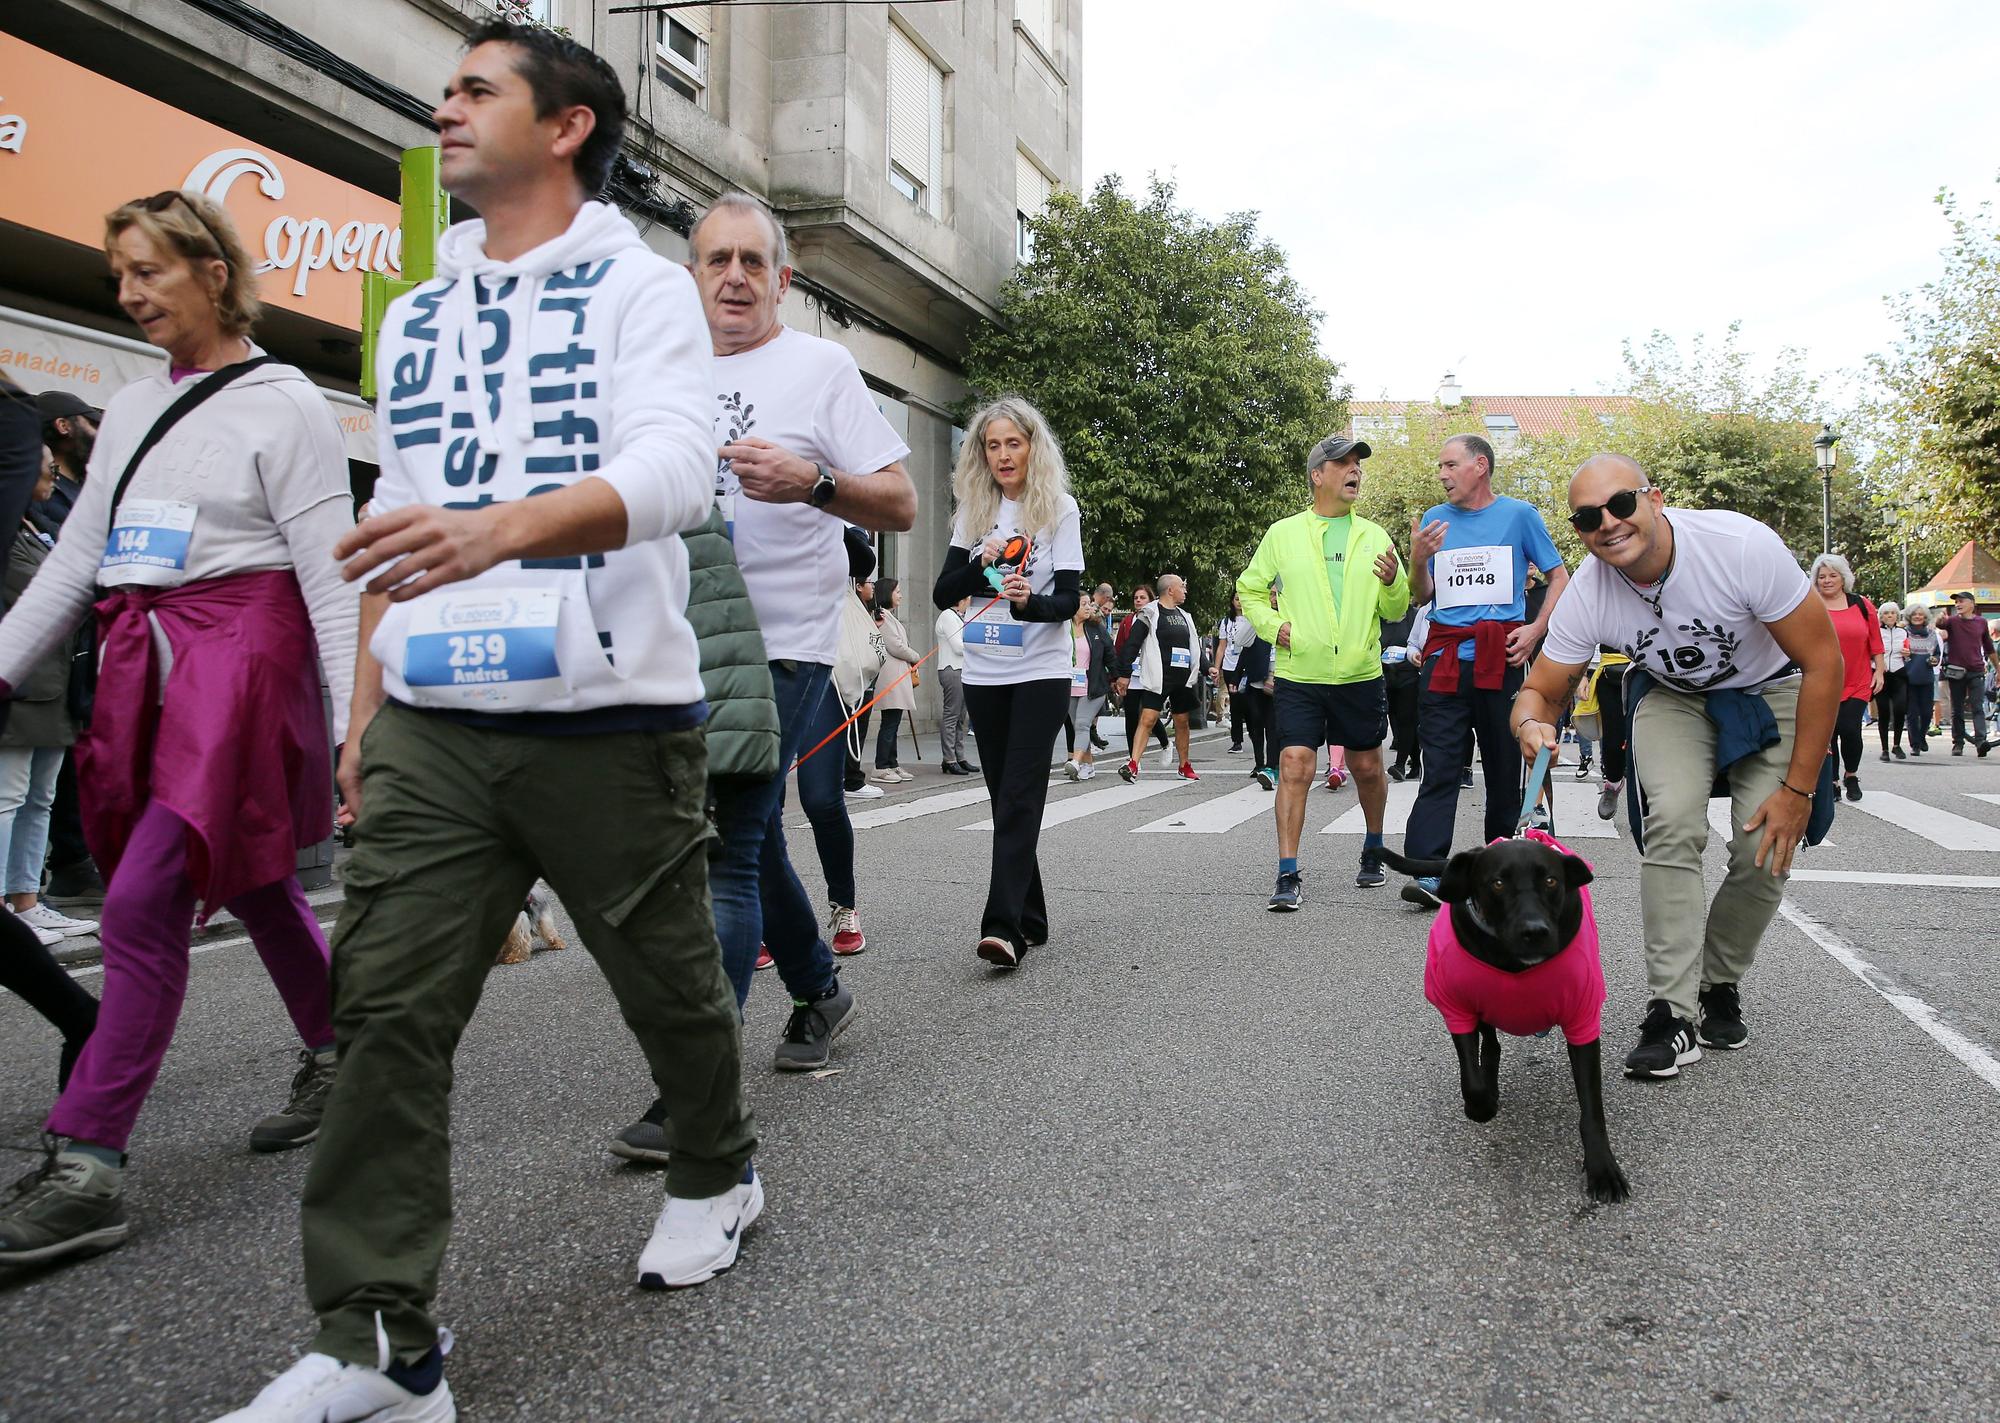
[931,396,1085,968]
[0,190,357,1266]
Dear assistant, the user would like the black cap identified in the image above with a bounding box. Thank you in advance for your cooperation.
[1307,435,1371,469]
[36,390,100,427]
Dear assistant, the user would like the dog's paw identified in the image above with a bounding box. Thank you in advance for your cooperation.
[1584,1155,1630,1204]
[1463,1092,1499,1124]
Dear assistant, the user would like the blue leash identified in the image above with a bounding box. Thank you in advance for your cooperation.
[1515,745,1553,835]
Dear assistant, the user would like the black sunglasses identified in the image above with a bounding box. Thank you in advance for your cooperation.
[1568,486,1651,533]
[137,190,229,267]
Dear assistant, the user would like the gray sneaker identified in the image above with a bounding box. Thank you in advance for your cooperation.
[611,1098,673,1166]
[773,981,857,1072]
[249,1047,338,1153]
[0,1140,127,1265]
[1597,780,1622,821]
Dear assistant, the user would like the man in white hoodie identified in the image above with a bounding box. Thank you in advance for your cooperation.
[222,24,756,1423]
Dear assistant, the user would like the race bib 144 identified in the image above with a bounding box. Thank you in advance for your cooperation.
[101,500,197,587]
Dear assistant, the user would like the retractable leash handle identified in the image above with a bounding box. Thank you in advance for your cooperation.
[1515,744,1554,836]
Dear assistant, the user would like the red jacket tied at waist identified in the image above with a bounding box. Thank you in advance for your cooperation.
[78,569,329,922]
[1423,620,1522,693]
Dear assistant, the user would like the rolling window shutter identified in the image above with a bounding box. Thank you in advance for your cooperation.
[1016,150,1053,216]
[888,26,932,180]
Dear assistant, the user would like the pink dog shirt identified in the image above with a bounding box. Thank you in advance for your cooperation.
[1421,829,1605,1046]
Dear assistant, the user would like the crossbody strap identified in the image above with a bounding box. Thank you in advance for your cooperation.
[108,357,274,518]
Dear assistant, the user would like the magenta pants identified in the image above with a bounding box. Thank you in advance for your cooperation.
[46,800,334,1151]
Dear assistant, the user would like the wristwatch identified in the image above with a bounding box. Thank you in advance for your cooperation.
[808,462,837,508]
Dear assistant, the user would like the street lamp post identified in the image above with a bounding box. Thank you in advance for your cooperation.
[1883,509,1909,603]
[1815,424,1840,554]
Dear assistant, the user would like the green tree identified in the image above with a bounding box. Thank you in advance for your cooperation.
[963,176,1343,621]
[1865,184,2000,561]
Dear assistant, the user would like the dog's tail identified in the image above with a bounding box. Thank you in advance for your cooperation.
[1379,847,1447,879]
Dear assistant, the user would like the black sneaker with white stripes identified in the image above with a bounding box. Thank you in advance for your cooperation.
[1697,981,1750,1050]
[1624,997,1702,1079]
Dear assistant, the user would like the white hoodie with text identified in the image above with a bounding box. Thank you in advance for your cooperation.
[369,201,714,714]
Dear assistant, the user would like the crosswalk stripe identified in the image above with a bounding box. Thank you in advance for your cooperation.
[1967,794,2000,806]
[1135,784,1274,834]
[1839,789,2000,852]
[846,785,990,830]
[1320,780,1420,835]
[1789,869,2000,889]
[960,776,1187,831]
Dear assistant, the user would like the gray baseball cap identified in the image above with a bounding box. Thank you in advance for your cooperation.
[1307,435,1371,469]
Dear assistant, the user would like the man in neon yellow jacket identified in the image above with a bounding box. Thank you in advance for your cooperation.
[1237,436,1410,909]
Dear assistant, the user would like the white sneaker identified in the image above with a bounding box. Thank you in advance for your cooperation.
[869,767,902,784]
[214,1332,455,1422]
[1063,761,1080,781]
[1075,762,1097,781]
[637,1166,764,1290]
[10,908,62,948]
[17,903,98,938]
[1157,749,1175,770]
[845,783,884,800]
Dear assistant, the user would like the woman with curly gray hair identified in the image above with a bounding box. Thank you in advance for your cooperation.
[1812,553,1883,801]
[931,396,1085,968]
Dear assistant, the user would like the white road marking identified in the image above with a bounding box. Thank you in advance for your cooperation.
[960,777,1187,831]
[1320,780,1420,835]
[1778,899,2000,1095]
[1136,784,1275,834]
[1788,870,2000,890]
[1839,789,2000,851]
[62,933,254,981]
[846,785,991,829]
[1967,794,2000,806]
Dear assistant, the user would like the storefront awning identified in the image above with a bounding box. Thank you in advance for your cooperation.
[0,305,376,466]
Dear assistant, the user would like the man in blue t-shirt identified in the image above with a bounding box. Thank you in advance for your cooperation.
[1399,433,1568,907]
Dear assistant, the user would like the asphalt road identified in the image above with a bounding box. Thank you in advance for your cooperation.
[4,726,1999,1421]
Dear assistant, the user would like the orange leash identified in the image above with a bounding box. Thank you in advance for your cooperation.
[792,535,1033,774]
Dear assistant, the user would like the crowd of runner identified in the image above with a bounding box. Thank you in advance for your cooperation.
[3,20,1999,1423]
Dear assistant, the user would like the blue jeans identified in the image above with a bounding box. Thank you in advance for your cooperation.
[0,746,64,897]
[712,661,845,1007]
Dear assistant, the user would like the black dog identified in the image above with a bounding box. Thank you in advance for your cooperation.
[1385,838,1629,1204]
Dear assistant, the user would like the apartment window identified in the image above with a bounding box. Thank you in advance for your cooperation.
[888,25,945,218]
[490,0,559,26]
[1015,149,1054,260]
[656,5,710,108]
[1483,413,1522,451]
[1016,0,1056,56]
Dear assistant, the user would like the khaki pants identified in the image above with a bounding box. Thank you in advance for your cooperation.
[1632,680,1798,1020]
[300,702,756,1365]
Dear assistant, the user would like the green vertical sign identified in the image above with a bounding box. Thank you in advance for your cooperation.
[360,147,449,400]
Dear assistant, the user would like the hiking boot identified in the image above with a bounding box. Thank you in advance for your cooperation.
[0,1139,127,1265]
[1355,849,1386,889]
[611,1098,673,1166]
[1697,982,1750,1050]
[1624,998,1702,1079]
[1400,876,1442,910]
[1267,870,1303,912]
[773,981,857,1072]
[250,1047,339,1153]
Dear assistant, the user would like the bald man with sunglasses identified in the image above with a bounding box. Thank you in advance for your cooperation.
[1511,454,1840,1081]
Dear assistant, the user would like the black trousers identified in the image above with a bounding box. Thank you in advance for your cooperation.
[1907,678,1935,751]
[1385,663,1420,768]
[1405,654,1523,861]
[48,754,91,869]
[1948,674,1988,748]
[1597,662,1629,783]
[1832,696,1867,774]
[963,678,1069,952]
[0,907,97,1085]
[1237,686,1272,767]
[1875,669,1908,751]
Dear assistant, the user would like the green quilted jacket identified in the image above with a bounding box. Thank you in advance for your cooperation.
[681,507,780,783]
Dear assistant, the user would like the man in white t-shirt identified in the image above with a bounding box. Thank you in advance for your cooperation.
[610,193,915,1162]
[1511,454,1841,1081]
[934,596,975,774]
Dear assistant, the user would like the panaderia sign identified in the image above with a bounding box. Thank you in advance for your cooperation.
[0,33,401,332]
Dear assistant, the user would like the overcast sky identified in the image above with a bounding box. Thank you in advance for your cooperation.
[1079,0,2000,406]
